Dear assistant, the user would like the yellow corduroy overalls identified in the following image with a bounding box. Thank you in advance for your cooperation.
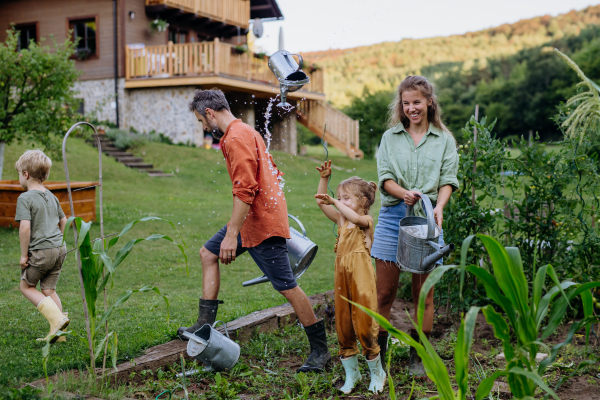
[334,218,380,358]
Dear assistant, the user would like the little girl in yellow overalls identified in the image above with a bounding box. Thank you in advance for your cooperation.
[314,161,386,394]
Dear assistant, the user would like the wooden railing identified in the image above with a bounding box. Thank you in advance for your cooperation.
[297,99,362,158]
[146,0,250,28]
[125,39,325,94]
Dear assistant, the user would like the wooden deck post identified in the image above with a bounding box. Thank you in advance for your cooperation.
[125,46,130,80]
[213,38,220,75]
[167,41,173,76]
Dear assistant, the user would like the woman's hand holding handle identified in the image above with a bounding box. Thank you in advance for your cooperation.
[404,190,421,206]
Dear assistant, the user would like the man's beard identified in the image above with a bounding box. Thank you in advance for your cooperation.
[206,121,224,139]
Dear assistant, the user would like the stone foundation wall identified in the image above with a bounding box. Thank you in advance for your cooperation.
[73,78,125,126]
[124,86,203,145]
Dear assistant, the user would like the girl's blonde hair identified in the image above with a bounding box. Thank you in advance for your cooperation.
[388,75,453,139]
[337,177,378,214]
[15,149,52,182]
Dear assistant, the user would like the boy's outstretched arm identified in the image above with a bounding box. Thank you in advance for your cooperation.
[315,160,340,224]
[19,220,31,269]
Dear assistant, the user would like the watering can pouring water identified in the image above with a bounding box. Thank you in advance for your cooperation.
[243,214,318,287]
[268,50,310,108]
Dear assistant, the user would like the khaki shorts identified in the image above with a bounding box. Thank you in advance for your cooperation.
[21,245,67,290]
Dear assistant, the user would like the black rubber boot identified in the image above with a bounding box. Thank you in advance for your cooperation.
[378,332,389,365]
[297,320,331,373]
[177,298,223,340]
[409,330,426,378]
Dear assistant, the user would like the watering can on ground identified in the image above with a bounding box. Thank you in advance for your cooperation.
[268,50,310,108]
[181,321,240,372]
[396,194,454,274]
[243,214,318,287]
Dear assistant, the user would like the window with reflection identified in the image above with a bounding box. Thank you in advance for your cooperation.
[69,17,98,60]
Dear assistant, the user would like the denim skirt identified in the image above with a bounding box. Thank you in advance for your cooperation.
[371,202,444,268]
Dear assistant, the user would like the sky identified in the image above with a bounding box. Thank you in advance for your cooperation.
[253,0,598,54]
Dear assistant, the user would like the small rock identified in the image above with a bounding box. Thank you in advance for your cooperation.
[495,352,505,361]
[535,353,548,362]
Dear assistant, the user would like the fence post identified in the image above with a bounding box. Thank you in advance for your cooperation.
[214,38,220,75]
[472,104,479,207]
[167,41,173,76]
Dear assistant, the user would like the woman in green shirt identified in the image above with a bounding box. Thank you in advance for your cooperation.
[372,76,459,377]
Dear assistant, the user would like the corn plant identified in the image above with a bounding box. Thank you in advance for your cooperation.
[458,234,599,399]
[350,234,600,399]
[62,216,187,371]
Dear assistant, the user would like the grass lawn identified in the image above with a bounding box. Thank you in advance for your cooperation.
[0,138,376,387]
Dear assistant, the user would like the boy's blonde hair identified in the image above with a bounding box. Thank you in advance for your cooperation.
[15,150,52,182]
[337,177,378,214]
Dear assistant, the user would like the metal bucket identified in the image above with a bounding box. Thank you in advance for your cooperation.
[182,321,240,372]
[396,194,454,274]
[268,50,310,107]
[243,214,318,287]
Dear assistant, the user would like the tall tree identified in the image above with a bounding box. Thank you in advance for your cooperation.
[0,28,79,179]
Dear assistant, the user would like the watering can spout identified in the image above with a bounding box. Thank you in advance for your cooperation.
[421,243,454,269]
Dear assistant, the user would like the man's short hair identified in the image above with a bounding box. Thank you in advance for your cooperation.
[188,88,230,117]
[15,149,52,182]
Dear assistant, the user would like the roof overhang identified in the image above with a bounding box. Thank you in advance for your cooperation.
[250,0,283,21]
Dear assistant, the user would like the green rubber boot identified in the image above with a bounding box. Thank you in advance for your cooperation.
[339,355,361,394]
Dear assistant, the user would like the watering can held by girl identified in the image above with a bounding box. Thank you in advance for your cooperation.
[268,50,310,107]
[396,194,454,274]
[243,214,318,287]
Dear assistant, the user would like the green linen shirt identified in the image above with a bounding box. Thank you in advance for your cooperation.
[14,190,65,250]
[377,122,459,217]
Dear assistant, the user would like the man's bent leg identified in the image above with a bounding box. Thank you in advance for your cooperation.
[201,247,220,300]
[279,286,317,326]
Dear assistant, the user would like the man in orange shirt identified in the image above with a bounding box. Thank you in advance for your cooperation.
[178,89,331,373]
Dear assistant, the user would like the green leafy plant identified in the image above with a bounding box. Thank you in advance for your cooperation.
[60,216,187,372]
[350,234,600,399]
[206,372,240,400]
[0,28,79,179]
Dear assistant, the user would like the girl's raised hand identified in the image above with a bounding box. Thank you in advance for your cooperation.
[315,193,336,206]
[316,160,332,178]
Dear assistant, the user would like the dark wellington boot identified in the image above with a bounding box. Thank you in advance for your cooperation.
[177,298,223,340]
[297,320,331,373]
[378,332,389,365]
[409,330,426,378]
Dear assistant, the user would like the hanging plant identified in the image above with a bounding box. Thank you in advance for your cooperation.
[150,19,169,34]
[232,44,248,55]
[253,52,267,60]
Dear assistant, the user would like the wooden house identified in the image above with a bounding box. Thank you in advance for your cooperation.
[0,0,362,158]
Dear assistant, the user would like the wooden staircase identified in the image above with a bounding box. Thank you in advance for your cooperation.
[91,137,173,177]
[296,100,363,159]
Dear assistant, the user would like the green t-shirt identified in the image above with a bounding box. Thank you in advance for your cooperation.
[15,190,65,250]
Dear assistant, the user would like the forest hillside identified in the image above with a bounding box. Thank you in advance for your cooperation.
[304,5,600,108]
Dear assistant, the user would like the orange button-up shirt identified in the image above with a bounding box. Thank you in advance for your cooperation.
[221,119,290,248]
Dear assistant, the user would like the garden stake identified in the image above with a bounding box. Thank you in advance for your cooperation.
[63,122,98,371]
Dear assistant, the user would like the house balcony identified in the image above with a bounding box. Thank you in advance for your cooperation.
[124,39,325,101]
[146,0,251,29]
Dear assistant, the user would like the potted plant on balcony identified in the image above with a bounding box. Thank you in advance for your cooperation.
[232,44,248,55]
[150,19,169,34]
[253,51,267,60]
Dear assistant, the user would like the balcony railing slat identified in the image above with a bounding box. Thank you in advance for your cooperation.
[146,0,249,28]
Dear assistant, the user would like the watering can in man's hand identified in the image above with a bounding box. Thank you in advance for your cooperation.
[242,214,318,287]
[396,194,455,274]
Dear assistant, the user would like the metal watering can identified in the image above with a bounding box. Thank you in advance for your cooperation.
[396,194,454,274]
[268,50,310,108]
[181,321,240,372]
[243,214,318,287]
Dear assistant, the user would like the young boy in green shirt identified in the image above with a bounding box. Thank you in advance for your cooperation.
[15,150,70,343]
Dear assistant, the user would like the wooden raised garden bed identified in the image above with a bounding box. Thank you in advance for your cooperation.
[0,180,98,228]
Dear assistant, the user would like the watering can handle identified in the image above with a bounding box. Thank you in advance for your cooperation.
[212,320,230,339]
[288,214,307,237]
[291,54,303,70]
[405,194,437,240]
